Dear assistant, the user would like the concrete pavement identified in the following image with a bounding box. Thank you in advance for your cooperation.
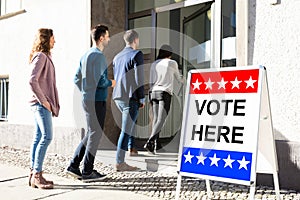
[0,164,155,200]
[2,149,299,200]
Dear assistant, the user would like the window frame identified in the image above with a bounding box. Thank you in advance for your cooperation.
[0,75,9,121]
[0,0,25,20]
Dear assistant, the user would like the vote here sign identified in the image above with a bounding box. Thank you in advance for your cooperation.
[178,66,264,185]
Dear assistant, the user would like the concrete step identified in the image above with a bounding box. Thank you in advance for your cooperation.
[96,150,178,174]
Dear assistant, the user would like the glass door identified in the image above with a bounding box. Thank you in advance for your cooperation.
[182,3,212,78]
[127,9,157,139]
[128,9,156,65]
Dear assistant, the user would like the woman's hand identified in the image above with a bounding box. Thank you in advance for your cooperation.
[42,101,52,112]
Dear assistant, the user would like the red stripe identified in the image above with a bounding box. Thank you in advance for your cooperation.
[190,69,259,94]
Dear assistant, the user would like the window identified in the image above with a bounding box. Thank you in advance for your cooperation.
[183,4,212,76]
[0,75,8,121]
[128,15,153,55]
[0,0,23,17]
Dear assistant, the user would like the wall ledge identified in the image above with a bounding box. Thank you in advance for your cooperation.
[0,9,26,20]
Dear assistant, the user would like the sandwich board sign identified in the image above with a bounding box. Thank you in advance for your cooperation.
[175,66,280,200]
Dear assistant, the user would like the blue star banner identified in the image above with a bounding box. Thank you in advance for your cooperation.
[180,147,253,181]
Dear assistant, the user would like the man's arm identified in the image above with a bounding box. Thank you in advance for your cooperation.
[94,54,112,88]
[134,51,145,107]
[74,64,82,91]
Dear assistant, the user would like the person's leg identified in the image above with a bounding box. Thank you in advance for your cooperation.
[30,104,42,170]
[69,139,87,169]
[128,117,139,156]
[116,130,129,164]
[144,99,159,152]
[82,101,105,175]
[69,101,90,170]
[32,103,53,173]
[66,138,86,178]
[154,92,171,151]
[150,99,159,141]
[128,135,135,150]
[115,99,140,171]
[128,100,140,155]
[29,104,42,186]
[128,134,139,156]
[30,103,54,189]
[115,100,130,164]
[148,92,171,143]
[127,99,140,138]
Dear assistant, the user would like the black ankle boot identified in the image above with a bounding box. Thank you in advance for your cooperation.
[144,141,155,154]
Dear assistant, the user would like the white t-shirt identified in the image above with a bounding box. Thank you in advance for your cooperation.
[150,58,182,95]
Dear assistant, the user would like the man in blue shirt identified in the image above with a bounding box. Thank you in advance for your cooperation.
[66,24,116,182]
[113,30,145,171]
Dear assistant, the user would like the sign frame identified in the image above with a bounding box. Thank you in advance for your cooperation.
[175,65,280,200]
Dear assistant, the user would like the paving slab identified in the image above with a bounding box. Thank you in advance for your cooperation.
[0,164,154,200]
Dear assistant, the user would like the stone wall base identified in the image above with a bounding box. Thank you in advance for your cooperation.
[0,123,299,191]
[0,123,116,155]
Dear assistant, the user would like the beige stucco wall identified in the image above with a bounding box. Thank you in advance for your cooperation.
[248,0,300,142]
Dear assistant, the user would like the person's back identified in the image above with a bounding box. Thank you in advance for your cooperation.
[150,58,179,95]
[77,47,110,101]
[113,46,144,101]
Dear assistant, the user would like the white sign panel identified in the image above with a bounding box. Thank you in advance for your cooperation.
[178,66,264,185]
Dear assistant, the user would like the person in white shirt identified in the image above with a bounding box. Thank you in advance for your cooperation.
[144,44,184,154]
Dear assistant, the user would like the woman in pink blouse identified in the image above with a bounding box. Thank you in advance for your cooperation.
[28,28,60,189]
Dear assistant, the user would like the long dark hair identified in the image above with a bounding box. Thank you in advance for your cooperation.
[157,44,173,60]
[29,28,53,63]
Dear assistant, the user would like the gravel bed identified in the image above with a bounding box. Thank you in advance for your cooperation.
[0,146,299,200]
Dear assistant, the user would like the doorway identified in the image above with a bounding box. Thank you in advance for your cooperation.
[127,1,215,142]
[126,0,237,153]
[182,3,212,77]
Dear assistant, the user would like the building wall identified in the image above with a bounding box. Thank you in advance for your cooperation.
[248,0,300,190]
[0,0,90,126]
[1,0,300,190]
[249,1,300,143]
[0,0,127,152]
[0,0,92,154]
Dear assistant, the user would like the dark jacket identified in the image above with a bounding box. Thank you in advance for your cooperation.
[112,47,144,103]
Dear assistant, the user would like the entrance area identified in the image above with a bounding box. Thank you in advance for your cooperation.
[127,0,237,151]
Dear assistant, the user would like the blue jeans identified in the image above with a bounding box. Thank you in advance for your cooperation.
[114,99,140,164]
[128,135,135,150]
[30,103,53,173]
[70,100,106,175]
